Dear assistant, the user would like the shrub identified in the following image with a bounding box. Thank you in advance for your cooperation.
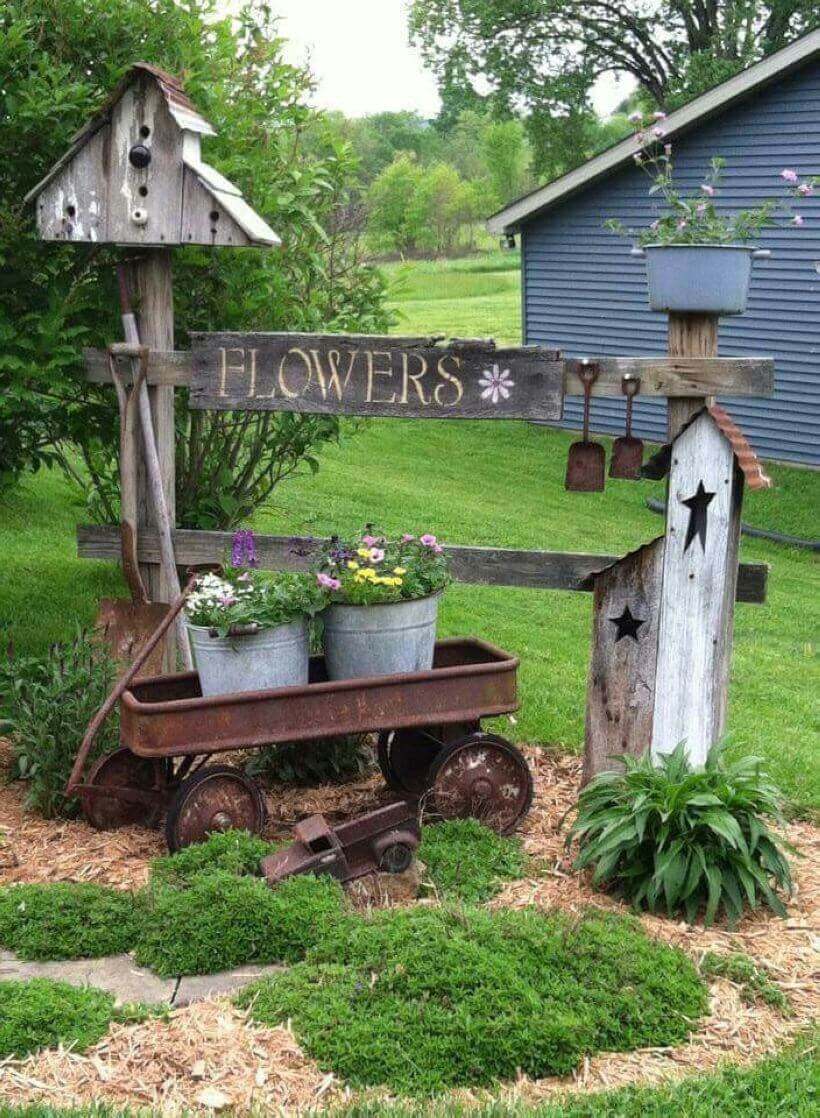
[246,735,375,786]
[135,871,347,977]
[569,743,794,926]
[418,818,527,903]
[0,883,141,960]
[149,829,279,891]
[0,630,119,818]
[239,905,706,1094]
[700,951,790,1012]
[0,978,116,1058]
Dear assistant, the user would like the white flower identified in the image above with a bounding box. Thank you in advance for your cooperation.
[478,364,515,405]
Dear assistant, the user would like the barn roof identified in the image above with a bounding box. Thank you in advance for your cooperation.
[487,29,820,235]
[641,405,773,490]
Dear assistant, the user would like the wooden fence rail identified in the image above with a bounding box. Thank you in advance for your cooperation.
[77,525,768,603]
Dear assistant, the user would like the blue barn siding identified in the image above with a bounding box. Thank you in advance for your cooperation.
[522,60,820,465]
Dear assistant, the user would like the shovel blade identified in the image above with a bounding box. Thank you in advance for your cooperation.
[96,599,170,676]
[565,441,606,492]
[609,436,644,480]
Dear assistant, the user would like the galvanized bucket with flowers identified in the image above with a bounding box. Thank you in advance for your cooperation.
[185,531,325,697]
[316,529,451,681]
[607,111,817,315]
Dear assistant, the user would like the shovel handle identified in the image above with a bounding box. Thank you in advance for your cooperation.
[621,375,640,437]
[578,361,599,442]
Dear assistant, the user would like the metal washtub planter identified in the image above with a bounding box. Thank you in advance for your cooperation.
[322,592,441,681]
[641,243,769,315]
[187,618,309,697]
[120,638,519,758]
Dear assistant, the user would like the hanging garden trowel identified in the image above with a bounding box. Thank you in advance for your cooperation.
[609,375,644,479]
[565,361,605,492]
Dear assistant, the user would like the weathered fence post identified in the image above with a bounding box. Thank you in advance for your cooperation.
[666,311,718,436]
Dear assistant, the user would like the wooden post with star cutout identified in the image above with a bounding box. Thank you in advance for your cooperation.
[582,405,771,781]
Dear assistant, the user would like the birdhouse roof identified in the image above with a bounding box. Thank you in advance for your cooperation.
[641,405,772,490]
[24,63,215,205]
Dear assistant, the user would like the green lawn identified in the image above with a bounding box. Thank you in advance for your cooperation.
[0,253,817,810]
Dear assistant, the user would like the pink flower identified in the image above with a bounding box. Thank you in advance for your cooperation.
[628,111,643,124]
[650,220,661,232]
[420,534,437,547]
[653,111,667,121]
[798,182,814,196]
[701,184,715,196]
[317,572,341,591]
[401,533,415,543]
[793,214,805,227]
[652,126,665,139]
[433,545,444,554]
[219,592,237,607]
[781,169,799,184]
[636,131,646,144]
[362,534,383,547]
[369,547,385,563]
[696,202,707,217]
[677,219,688,230]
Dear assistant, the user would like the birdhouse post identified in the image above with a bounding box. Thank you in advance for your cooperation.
[25,63,279,664]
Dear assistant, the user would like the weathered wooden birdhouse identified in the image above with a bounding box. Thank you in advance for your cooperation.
[24,63,279,249]
[583,405,771,779]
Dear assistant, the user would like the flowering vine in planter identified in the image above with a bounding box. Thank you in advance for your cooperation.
[316,529,450,607]
[605,111,817,247]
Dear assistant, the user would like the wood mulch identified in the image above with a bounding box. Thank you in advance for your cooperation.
[0,739,817,1114]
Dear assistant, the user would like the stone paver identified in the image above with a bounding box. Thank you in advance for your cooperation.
[0,950,176,1005]
[173,964,284,1006]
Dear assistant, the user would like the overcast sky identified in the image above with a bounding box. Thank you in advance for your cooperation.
[237,1,628,119]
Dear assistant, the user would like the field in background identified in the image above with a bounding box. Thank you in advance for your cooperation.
[0,252,816,810]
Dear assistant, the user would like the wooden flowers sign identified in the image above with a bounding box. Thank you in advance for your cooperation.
[190,333,564,421]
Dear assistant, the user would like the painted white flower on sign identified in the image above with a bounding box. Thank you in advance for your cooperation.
[478,364,515,404]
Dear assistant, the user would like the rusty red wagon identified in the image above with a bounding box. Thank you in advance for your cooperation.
[70,629,532,851]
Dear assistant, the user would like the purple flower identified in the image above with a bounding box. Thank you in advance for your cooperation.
[401,533,415,543]
[797,183,814,196]
[369,547,386,563]
[420,534,437,547]
[701,184,715,197]
[781,169,799,184]
[317,572,341,591]
[361,534,381,547]
[653,111,667,121]
[230,530,258,569]
[628,111,643,124]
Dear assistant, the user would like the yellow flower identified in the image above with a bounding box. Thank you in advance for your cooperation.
[361,568,376,580]
[347,560,359,570]
[356,547,371,559]
[393,567,406,576]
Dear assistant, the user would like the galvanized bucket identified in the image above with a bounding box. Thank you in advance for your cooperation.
[642,244,767,315]
[188,618,310,697]
[322,593,441,681]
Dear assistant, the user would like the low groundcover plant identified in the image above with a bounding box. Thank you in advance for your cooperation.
[316,528,450,606]
[569,743,794,926]
[606,111,816,246]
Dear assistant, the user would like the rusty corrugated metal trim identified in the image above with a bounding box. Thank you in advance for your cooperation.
[641,405,772,490]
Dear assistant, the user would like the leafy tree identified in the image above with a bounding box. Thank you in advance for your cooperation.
[482,118,533,207]
[0,0,391,524]
[409,2,819,175]
[412,161,481,254]
[367,154,427,254]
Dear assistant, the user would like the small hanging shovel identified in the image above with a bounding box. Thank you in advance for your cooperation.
[565,361,605,492]
[609,375,643,480]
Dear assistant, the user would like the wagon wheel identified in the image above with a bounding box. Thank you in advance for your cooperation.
[378,841,415,874]
[377,723,478,795]
[427,732,533,835]
[81,748,165,830]
[165,764,267,852]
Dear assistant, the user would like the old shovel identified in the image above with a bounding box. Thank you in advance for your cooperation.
[565,361,605,492]
[609,375,644,480]
[96,348,169,673]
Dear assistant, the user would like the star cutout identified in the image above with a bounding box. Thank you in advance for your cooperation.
[609,605,646,643]
[681,481,715,552]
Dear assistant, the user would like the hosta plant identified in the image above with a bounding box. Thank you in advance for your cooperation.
[569,744,794,926]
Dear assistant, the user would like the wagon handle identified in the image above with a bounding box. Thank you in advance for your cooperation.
[66,572,200,797]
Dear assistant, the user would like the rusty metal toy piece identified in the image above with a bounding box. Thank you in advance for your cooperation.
[165,764,268,852]
[261,801,420,886]
[427,732,533,835]
[80,748,166,830]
